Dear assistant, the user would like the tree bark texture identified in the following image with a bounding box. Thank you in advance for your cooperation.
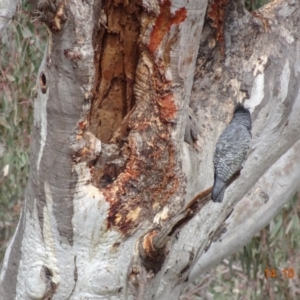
[1,0,300,299]
[0,0,18,32]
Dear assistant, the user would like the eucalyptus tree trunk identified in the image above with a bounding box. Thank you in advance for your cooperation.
[1,0,300,299]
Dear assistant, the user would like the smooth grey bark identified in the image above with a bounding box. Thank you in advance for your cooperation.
[190,138,300,280]
[0,0,18,32]
[1,0,300,299]
[188,0,300,281]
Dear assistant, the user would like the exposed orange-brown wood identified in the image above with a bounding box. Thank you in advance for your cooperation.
[89,0,184,235]
[148,0,187,54]
[208,0,228,55]
[157,94,177,122]
[91,0,142,143]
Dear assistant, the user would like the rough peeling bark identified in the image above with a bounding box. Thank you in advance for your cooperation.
[90,0,195,239]
[1,0,300,299]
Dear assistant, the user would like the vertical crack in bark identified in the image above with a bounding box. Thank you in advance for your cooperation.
[207,0,229,56]
[91,0,142,142]
[67,255,78,300]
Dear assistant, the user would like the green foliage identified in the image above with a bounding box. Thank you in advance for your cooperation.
[182,192,300,300]
[231,193,300,299]
[0,3,46,261]
[244,0,273,11]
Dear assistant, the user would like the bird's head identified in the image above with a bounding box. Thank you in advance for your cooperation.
[231,103,252,131]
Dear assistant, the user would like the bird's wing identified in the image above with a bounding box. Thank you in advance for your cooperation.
[213,125,250,182]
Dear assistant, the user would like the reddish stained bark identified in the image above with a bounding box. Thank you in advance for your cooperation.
[207,0,228,55]
[78,120,87,130]
[99,47,182,235]
[139,230,167,273]
[141,231,159,257]
[89,0,185,236]
[103,125,179,234]
[149,0,187,53]
[91,0,142,143]
[103,135,142,233]
[157,94,177,122]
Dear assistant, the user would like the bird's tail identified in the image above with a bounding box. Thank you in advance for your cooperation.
[212,178,226,203]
